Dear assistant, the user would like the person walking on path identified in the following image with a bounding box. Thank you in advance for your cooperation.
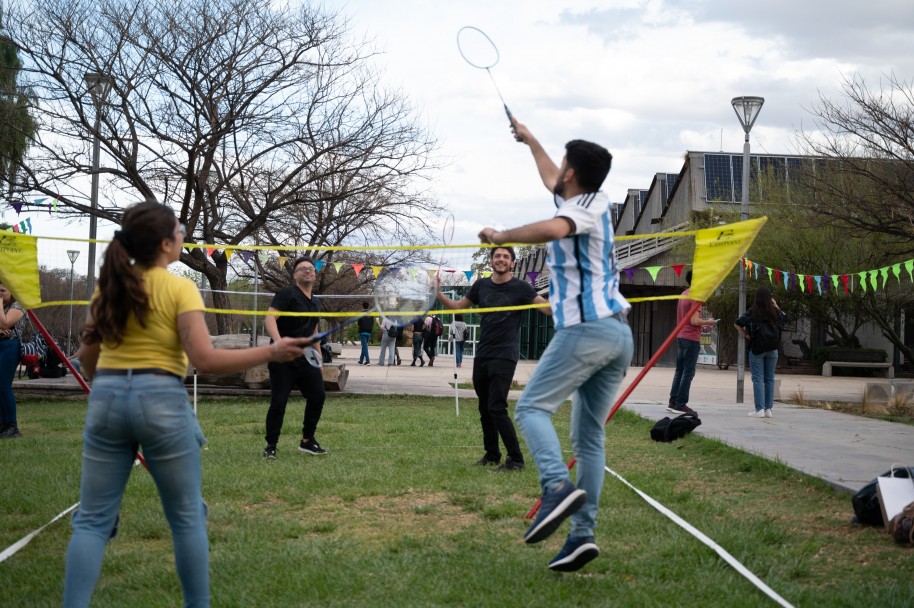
[479,120,633,572]
[0,283,25,438]
[357,301,373,365]
[450,313,468,368]
[436,248,548,472]
[378,317,397,366]
[263,257,328,459]
[422,316,438,366]
[735,286,787,418]
[668,270,717,415]
[410,317,425,366]
[64,202,309,607]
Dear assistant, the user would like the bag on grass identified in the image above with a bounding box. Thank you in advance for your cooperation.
[851,466,914,526]
[650,413,701,442]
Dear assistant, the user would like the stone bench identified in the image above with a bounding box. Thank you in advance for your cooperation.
[864,380,914,403]
[822,361,894,379]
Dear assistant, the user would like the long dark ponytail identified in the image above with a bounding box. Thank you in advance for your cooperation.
[83,202,178,346]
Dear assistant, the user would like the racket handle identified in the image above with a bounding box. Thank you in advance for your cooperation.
[503,103,513,122]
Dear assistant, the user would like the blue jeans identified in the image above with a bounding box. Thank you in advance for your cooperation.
[669,338,700,407]
[358,333,371,364]
[0,338,20,426]
[64,373,209,608]
[455,341,465,366]
[748,349,778,411]
[515,315,633,538]
[378,333,396,365]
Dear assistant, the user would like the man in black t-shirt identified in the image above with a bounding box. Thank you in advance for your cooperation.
[262,256,327,459]
[436,246,549,471]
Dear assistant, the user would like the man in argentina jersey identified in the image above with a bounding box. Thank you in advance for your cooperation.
[478,120,634,573]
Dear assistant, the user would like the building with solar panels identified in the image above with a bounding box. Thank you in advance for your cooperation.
[514,149,898,366]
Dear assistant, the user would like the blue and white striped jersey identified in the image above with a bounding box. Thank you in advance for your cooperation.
[547,191,630,329]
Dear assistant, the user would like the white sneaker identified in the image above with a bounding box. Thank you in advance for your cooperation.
[748,410,764,417]
[764,409,773,418]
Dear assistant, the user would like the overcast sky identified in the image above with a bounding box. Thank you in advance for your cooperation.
[340,0,914,243]
[8,0,914,258]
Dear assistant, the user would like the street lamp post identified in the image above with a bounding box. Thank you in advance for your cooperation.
[83,72,112,301]
[66,250,80,356]
[731,96,764,404]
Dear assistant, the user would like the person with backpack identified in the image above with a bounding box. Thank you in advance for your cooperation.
[422,315,442,366]
[377,316,398,366]
[734,286,788,418]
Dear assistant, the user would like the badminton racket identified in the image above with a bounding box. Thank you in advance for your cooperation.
[303,214,456,368]
[457,26,516,125]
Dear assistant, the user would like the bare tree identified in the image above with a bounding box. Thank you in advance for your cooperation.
[798,73,914,256]
[6,0,443,332]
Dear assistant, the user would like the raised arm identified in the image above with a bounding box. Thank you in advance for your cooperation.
[435,275,473,310]
[512,119,560,191]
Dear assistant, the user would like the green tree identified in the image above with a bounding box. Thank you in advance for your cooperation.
[0,5,36,195]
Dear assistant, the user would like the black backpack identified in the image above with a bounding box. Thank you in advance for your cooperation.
[751,320,780,355]
[650,413,702,442]
[386,324,398,338]
[851,467,914,526]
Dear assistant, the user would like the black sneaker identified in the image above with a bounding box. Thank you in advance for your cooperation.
[524,481,587,544]
[548,535,599,572]
[494,458,524,472]
[0,425,21,439]
[475,455,501,466]
[299,439,327,455]
[667,403,696,415]
[263,445,277,460]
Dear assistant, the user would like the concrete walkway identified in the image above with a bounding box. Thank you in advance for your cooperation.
[339,345,914,494]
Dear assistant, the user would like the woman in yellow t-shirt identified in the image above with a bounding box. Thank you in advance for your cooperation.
[63,202,309,608]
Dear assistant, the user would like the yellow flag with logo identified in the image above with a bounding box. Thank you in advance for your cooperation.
[0,233,41,308]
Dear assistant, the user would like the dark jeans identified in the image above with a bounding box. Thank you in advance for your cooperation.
[412,334,424,362]
[423,336,437,361]
[472,357,523,462]
[358,333,370,364]
[669,338,701,407]
[265,361,326,446]
[0,338,20,426]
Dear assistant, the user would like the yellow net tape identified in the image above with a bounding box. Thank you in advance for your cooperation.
[0,217,765,315]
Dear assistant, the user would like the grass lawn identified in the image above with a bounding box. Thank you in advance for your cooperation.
[3,394,912,607]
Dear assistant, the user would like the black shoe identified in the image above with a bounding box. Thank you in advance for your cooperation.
[0,425,21,439]
[548,535,599,572]
[410,360,416,366]
[420,359,425,367]
[263,445,277,460]
[475,455,501,466]
[299,438,327,455]
[494,458,524,472]
[666,403,696,415]
[428,358,434,367]
[524,481,587,544]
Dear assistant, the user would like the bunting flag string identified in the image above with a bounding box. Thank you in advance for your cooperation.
[742,256,914,296]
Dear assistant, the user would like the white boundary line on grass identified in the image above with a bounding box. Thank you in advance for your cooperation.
[604,466,795,608]
[0,502,79,564]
